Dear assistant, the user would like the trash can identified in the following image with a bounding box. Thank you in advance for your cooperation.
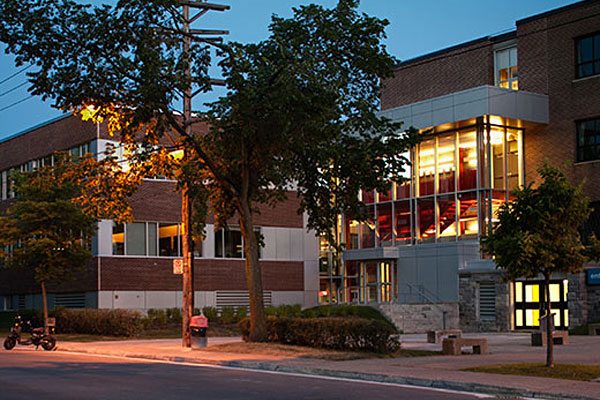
[190,315,208,349]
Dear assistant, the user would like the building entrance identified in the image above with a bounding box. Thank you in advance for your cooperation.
[514,280,569,330]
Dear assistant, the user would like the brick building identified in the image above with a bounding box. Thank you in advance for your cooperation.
[318,0,600,332]
[0,116,319,312]
[2,0,600,333]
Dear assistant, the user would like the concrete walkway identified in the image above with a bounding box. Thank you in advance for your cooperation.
[52,333,600,400]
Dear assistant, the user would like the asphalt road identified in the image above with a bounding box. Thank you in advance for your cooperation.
[0,349,489,400]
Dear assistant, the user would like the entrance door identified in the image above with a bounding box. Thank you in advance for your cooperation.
[514,280,569,330]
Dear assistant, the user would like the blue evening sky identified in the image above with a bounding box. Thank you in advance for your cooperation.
[0,0,578,141]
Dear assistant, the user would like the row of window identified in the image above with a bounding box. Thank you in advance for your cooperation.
[111,222,261,259]
[0,142,91,200]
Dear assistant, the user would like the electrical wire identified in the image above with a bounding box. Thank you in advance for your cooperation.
[0,95,35,113]
[0,81,28,98]
[0,65,32,86]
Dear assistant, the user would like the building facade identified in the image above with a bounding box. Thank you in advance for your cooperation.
[0,116,320,312]
[318,0,600,332]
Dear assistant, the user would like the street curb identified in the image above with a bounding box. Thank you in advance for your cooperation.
[55,347,596,400]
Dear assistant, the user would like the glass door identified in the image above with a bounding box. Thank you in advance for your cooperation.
[514,280,569,330]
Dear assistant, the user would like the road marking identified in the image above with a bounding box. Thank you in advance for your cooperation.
[49,350,507,399]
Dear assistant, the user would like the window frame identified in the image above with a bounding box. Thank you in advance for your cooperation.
[576,117,600,163]
[575,32,600,80]
[214,227,262,259]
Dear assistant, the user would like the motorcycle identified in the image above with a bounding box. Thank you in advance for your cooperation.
[3,314,56,351]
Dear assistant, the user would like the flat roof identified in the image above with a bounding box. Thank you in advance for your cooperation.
[0,114,71,145]
[517,0,595,25]
[397,0,592,68]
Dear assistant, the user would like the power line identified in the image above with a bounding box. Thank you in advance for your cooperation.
[0,65,32,86]
[0,81,28,98]
[0,95,34,113]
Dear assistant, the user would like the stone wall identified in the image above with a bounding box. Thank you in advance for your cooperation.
[458,269,511,332]
[377,302,459,334]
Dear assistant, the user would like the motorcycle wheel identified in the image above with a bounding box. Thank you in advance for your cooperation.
[41,336,56,351]
[3,337,16,350]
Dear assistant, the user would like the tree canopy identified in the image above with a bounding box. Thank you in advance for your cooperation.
[0,0,417,341]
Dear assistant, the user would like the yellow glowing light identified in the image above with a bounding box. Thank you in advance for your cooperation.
[489,116,504,126]
[490,129,504,145]
[169,149,184,161]
[468,159,477,167]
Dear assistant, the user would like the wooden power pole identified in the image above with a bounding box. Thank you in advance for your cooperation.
[179,0,229,348]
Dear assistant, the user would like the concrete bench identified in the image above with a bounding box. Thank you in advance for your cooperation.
[427,329,463,344]
[442,337,487,355]
[531,330,569,346]
[588,323,600,336]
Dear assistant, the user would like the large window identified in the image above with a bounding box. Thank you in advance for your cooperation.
[577,118,600,162]
[576,33,600,79]
[340,119,523,248]
[111,221,200,257]
[214,227,261,259]
[495,47,518,90]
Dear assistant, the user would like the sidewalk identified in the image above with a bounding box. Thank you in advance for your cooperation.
[55,333,600,400]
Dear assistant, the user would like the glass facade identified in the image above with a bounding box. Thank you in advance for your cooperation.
[319,117,524,304]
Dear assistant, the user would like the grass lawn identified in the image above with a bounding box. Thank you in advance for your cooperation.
[464,363,600,382]
[202,342,442,361]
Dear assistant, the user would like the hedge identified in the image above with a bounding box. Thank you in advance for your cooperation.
[55,309,144,337]
[238,316,400,354]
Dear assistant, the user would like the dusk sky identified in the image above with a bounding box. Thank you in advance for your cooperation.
[0,0,579,141]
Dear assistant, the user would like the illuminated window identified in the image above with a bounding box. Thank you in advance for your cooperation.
[112,223,125,255]
[495,47,518,90]
[576,33,600,79]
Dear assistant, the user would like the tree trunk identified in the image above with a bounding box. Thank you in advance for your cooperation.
[239,200,267,342]
[41,280,49,335]
[544,275,554,368]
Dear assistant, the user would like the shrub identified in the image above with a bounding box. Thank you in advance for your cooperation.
[275,304,302,318]
[202,306,218,322]
[264,305,277,316]
[219,307,236,324]
[166,308,182,324]
[238,316,400,354]
[146,309,168,327]
[234,307,247,322]
[56,309,144,337]
[301,305,395,329]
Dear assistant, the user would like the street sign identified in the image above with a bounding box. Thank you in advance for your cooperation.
[173,259,184,275]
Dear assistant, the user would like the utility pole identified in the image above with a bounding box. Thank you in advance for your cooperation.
[179,0,229,348]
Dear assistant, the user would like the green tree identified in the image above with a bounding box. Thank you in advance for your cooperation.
[482,162,596,368]
[0,153,137,333]
[0,0,417,341]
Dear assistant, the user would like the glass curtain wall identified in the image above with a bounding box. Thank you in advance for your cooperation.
[343,117,522,248]
[319,116,524,304]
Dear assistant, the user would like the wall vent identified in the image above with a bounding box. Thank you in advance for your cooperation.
[215,291,272,312]
[55,293,86,309]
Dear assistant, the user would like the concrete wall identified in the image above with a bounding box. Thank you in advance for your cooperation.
[397,241,480,304]
[377,302,459,333]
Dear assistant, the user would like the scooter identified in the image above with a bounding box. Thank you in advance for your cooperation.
[3,314,56,351]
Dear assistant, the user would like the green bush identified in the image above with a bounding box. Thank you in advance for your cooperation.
[202,306,218,322]
[234,307,247,322]
[275,304,302,318]
[146,309,168,327]
[166,308,182,324]
[238,316,400,354]
[219,307,236,324]
[265,305,277,316]
[56,309,144,337]
[301,305,395,329]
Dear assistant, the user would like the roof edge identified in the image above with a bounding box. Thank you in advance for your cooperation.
[395,31,516,69]
[0,113,71,145]
[517,0,596,25]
